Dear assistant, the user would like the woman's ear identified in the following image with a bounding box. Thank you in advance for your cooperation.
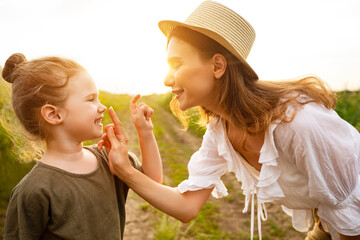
[211,54,227,79]
[41,104,63,125]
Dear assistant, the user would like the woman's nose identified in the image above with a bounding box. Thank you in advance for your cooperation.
[164,72,175,87]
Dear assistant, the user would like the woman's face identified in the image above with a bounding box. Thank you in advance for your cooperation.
[164,36,218,111]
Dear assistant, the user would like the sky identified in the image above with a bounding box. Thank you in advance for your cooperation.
[0,0,359,95]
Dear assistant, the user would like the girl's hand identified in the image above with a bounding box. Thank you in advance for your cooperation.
[100,107,132,175]
[130,94,154,135]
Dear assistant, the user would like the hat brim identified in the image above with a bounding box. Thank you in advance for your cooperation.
[158,20,258,80]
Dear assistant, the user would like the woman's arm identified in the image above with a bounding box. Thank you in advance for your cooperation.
[339,234,360,240]
[118,163,212,222]
[104,110,212,222]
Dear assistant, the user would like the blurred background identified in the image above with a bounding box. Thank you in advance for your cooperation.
[1,0,359,239]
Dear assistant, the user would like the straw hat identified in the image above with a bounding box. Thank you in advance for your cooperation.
[158,0,258,80]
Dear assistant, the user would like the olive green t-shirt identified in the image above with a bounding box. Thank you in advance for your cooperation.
[3,145,142,240]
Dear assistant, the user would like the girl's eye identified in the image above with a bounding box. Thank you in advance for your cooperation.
[88,98,94,102]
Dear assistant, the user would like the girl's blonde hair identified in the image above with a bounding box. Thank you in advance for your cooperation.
[168,27,336,150]
[2,53,84,140]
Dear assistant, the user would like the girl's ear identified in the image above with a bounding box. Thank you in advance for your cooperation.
[211,54,227,79]
[41,104,63,125]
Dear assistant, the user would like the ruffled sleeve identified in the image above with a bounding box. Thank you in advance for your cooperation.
[177,124,228,198]
[275,102,360,235]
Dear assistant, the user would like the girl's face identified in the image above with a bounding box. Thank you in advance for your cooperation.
[164,37,218,111]
[60,70,107,142]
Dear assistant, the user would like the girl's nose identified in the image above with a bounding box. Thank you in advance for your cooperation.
[99,103,107,113]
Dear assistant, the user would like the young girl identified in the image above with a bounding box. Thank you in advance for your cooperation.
[2,53,162,239]
[100,1,360,240]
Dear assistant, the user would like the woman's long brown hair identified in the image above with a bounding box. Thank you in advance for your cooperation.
[168,27,336,150]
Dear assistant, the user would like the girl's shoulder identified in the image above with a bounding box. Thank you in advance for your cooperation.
[10,163,52,199]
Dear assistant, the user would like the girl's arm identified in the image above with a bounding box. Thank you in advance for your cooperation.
[129,95,162,183]
[104,116,212,223]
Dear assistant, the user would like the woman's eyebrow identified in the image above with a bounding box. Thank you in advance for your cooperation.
[167,57,182,64]
[167,56,181,62]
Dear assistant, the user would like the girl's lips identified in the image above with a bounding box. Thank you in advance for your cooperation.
[94,117,103,126]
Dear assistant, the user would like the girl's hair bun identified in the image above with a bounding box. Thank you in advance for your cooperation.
[2,53,27,83]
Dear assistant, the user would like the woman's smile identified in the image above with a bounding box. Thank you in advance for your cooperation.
[172,89,184,99]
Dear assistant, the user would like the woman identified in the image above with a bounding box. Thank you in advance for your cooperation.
[102,1,360,239]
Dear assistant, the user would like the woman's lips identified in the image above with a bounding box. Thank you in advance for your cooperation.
[172,90,184,99]
[176,92,183,99]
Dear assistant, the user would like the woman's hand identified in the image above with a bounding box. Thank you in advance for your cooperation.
[130,94,154,135]
[98,107,132,176]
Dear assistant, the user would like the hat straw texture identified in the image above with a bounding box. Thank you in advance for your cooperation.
[159,0,258,80]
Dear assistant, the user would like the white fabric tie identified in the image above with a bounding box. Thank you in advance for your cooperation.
[243,186,268,240]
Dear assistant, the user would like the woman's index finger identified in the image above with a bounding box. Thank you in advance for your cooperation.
[108,107,126,134]
[106,107,127,141]
[108,107,120,123]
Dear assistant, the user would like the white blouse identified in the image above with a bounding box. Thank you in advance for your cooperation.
[177,102,360,240]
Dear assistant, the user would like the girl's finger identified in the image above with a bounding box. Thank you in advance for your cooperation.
[139,105,154,120]
[137,102,145,108]
[146,108,154,119]
[130,94,141,113]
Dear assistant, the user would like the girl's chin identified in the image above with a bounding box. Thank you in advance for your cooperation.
[93,131,103,140]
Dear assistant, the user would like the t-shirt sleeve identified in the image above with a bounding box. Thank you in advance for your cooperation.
[4,180,50,239]
[128,151,142,172]
[177,128,228,198]
[275,102,360,235]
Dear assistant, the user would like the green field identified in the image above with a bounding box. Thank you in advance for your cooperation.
[0,73,359,239]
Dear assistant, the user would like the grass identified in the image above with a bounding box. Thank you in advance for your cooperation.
[0,79,36,236]
[335,90,360,131]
